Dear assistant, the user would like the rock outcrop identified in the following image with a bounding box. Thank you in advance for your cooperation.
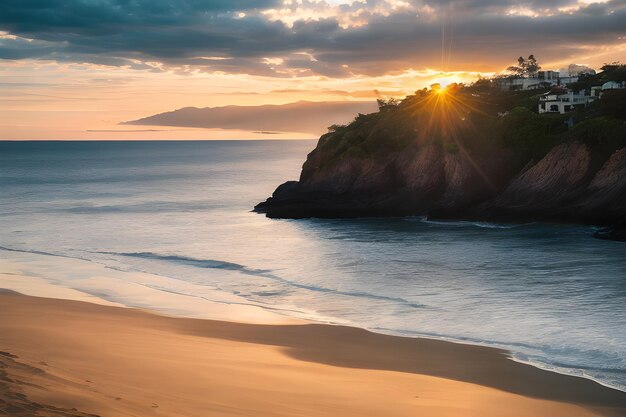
[255,138,626,239]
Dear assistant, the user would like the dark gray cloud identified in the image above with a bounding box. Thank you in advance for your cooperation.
[0,0,624,77]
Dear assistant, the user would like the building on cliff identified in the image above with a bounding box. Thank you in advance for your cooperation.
[602,81,626,90]
[537,81,624,114]
[538,89,597,114]
[538,89,594,114]
[498,71,581,91]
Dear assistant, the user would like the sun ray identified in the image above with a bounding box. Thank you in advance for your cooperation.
[403,84,498,191]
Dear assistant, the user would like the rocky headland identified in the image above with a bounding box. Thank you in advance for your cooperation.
[256,71,626,241]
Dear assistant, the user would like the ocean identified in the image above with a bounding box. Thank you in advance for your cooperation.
[1,140,625,391]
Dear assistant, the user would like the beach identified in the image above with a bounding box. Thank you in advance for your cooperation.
[1,289,625,417]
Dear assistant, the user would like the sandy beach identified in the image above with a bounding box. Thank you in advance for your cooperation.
[1,290,625,417]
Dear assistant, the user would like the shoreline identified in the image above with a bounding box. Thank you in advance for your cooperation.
[1,291,626,417]
[366,327,626,395]
[1,247,625,395]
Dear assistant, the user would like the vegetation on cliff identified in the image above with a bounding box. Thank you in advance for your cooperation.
[316,65,626,172]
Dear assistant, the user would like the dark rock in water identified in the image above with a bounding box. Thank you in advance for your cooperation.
[594,222,626,242]
[255,182,419,219]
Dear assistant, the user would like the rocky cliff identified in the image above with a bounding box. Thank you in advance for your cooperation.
[255,86,626,240]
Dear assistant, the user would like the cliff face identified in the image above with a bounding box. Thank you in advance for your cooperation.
[255,138,626,232]
[583,147,626,219]
[472,142,594,222]
[256,139,515,219]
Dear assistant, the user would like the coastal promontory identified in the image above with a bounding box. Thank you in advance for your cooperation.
[256,66,626,239]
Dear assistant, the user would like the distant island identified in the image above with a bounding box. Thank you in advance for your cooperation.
[255,62,626,241]
[122,101,378,135]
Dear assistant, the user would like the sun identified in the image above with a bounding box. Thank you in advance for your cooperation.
[406,82,475,146]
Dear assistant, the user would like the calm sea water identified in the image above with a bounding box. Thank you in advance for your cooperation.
[1,140,625,391]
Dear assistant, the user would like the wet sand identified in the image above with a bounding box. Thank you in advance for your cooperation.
[1,290,625,417]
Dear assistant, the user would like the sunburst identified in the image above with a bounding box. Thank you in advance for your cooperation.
[404,85,497,191]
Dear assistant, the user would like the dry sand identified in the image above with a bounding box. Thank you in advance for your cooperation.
[1,290,625,417]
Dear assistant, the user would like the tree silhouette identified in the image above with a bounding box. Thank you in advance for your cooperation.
[507,55,541,77]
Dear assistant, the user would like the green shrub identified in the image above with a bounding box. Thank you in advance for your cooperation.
[569,117,626,149]
[496,107,565,157]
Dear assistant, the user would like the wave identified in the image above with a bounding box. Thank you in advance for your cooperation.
[368,326,626,393]
[509,355,626,393]
[0,245,428,309]
[59,201,222,214]
[417,217,528,229]
[129,282,311,317]
[96,251,271,273]
[96,251,429,309]
[0,245,77,259]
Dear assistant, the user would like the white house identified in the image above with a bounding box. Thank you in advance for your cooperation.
[538,80,624,114]
[602,81,625,90]
[499,71,581,91]
[538,89,596,114]
[537,71,561,82]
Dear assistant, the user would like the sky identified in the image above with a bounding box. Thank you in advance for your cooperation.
[1,0,625,139]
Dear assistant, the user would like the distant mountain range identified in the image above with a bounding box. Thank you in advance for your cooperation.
[121,101,379,135]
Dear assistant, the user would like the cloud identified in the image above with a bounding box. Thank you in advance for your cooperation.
[0,0,625,77]
[271,88,410,98]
